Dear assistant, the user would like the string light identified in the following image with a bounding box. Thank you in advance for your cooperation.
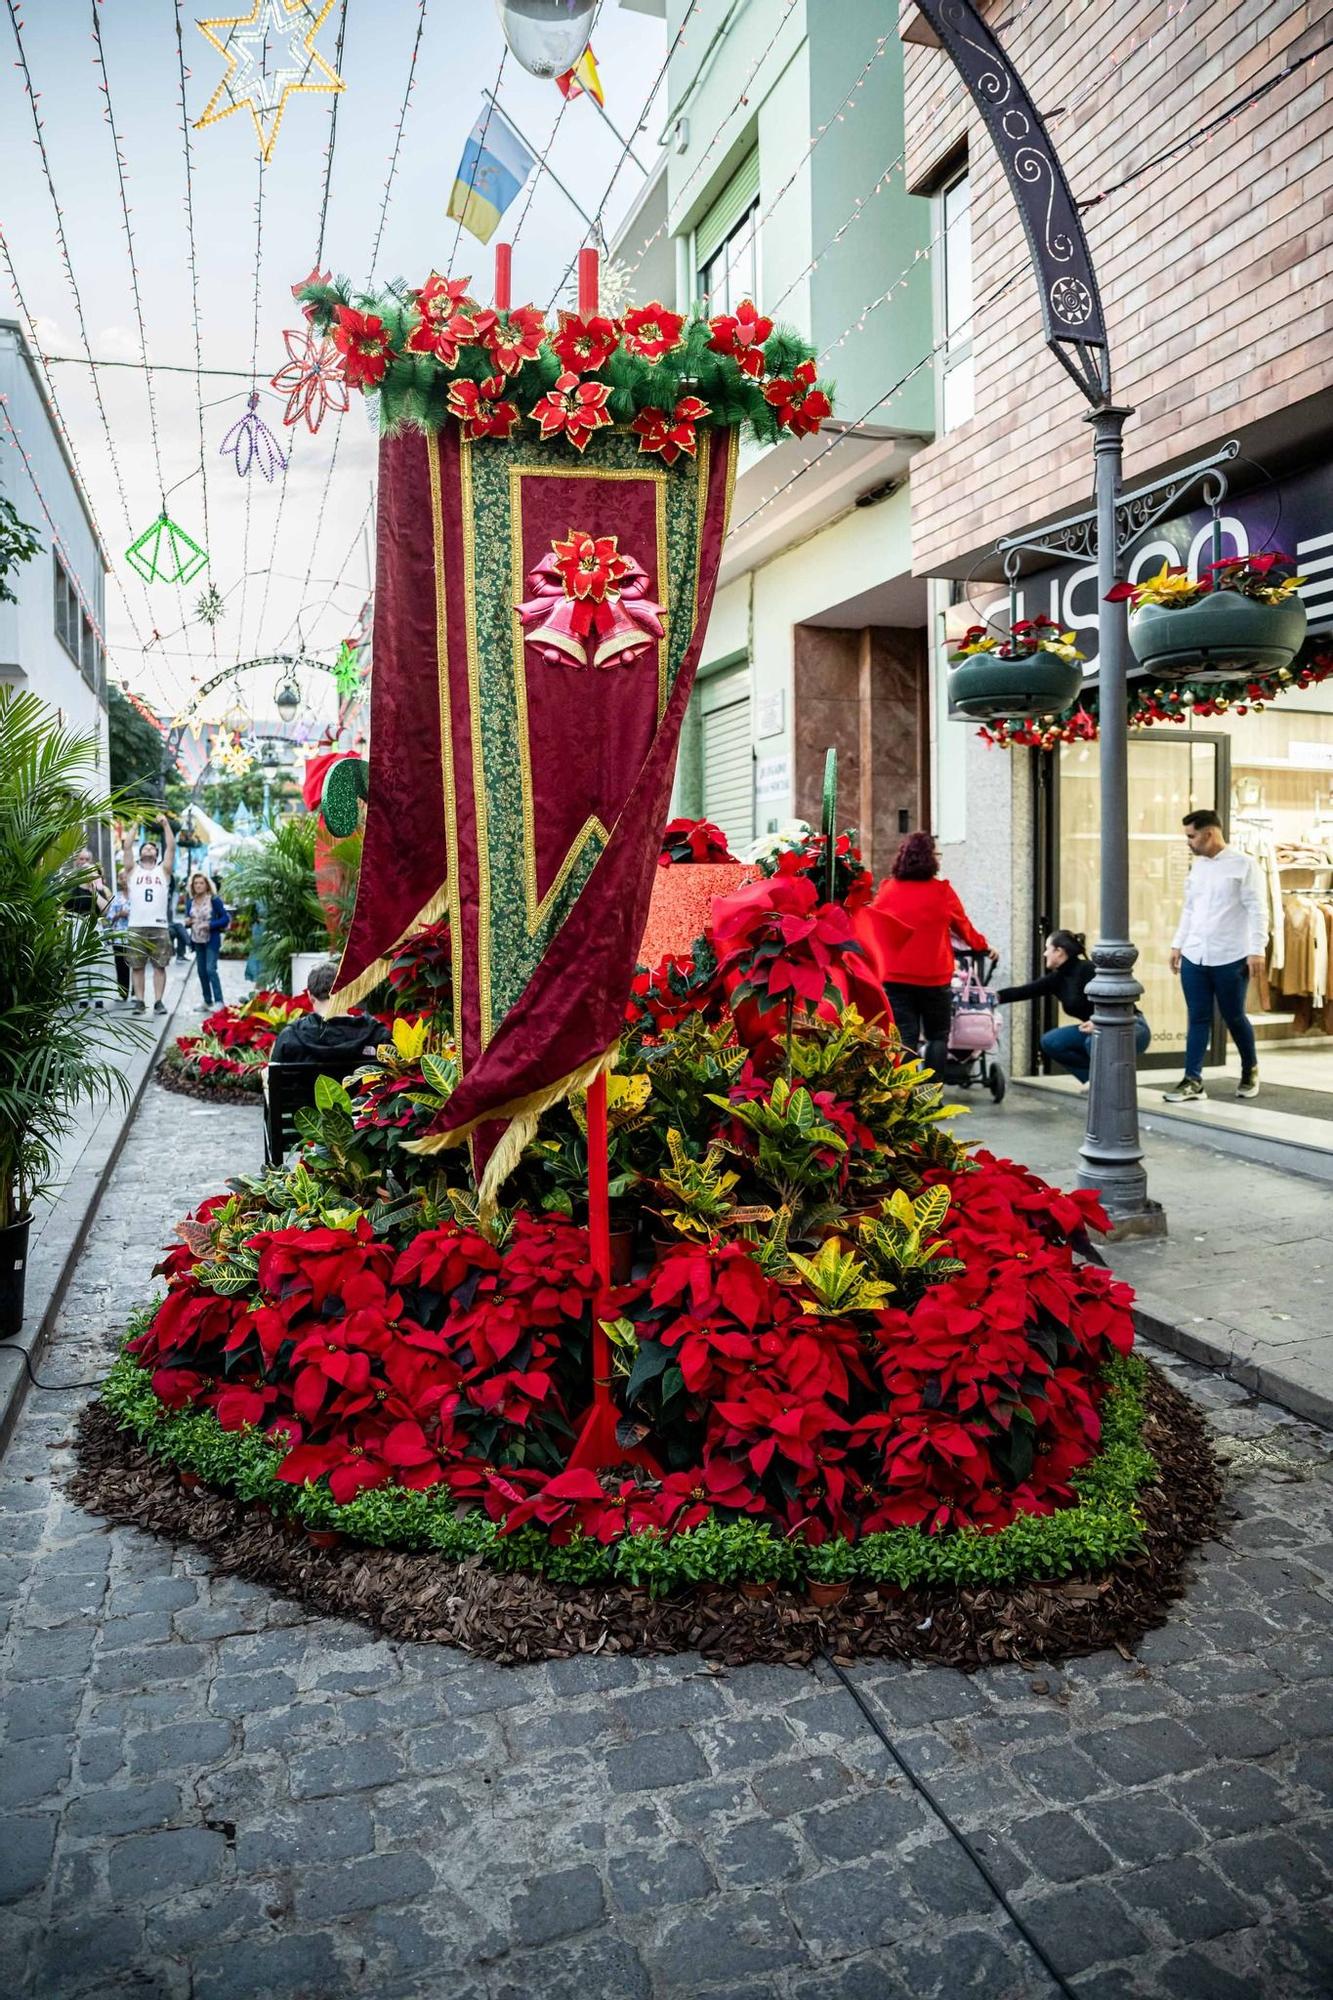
[0,397,108,648]
[173,0,218,671]
[369,0,428,282]
[548,0,705,312]
[235,155,268,664]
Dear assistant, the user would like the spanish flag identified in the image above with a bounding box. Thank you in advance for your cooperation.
[555,45,604,109]
[447,100,538,245]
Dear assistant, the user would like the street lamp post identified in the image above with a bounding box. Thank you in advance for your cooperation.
[909,0,1164,1232]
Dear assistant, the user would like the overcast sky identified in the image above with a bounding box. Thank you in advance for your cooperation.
[0,0,664,728]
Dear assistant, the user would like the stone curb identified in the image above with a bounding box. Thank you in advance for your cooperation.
[0,979,189,1457]
[1132,1292,1333,1433]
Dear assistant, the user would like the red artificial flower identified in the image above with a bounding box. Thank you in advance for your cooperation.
[407,271,480,366]
[551,312,619,374]
[707,299,773,376]
[764,359,832,437]
[330,305,393,389]
[621,303,685,360]
[659,817,735,864]
[481,305,547,378]
[552,529,631,603]
[447,374,520,440]
[630,395,710,464]
[529,371,612,452]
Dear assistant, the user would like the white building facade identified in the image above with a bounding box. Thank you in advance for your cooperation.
[0,320,112,863]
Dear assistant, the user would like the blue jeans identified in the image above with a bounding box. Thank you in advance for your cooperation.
[192,937,224,1006]
[1041,1016,1151,1085]
[1180,955,1257,1079]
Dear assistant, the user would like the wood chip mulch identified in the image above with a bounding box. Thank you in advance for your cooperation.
[67,1362,1219,1668]
[155,1061,262,1109]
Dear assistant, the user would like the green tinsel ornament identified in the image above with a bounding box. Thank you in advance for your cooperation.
[126,512,208,586]
[332,640,363,701]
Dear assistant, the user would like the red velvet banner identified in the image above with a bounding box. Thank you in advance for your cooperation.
[335,421,737,1187]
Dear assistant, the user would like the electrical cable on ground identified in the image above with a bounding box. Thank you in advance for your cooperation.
[0,1344,108,1395]
[821,1651,1080,2000]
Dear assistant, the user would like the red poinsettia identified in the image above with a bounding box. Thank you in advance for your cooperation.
[447,374,520,440]
[707,300,773,377]
[659,817,735,865]
[552,529,630,603]
[407,271,480,366]
[621,302,685,360]
[481,305,547,378]
[330,305,394,389]
[630,396,710,465]
[764,359,831,436]
[551,312,619,374]
[530,371,613,452]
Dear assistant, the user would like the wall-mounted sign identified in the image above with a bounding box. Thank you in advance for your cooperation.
[755,753,791,803]
[757,690,785,739]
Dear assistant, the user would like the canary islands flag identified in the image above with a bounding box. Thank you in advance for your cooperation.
[447,101,537,245]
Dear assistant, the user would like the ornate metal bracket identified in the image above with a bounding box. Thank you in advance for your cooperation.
[997,440,1241,574]
[908,0,1110,406]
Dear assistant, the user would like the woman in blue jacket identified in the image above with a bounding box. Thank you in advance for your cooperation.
[184,870,230,1008]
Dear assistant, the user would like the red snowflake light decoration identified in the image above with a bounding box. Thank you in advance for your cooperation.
[270,325,350,434]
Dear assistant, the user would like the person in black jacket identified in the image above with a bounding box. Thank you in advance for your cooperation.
[997,929,1151,1086]
[270,959,385,1067]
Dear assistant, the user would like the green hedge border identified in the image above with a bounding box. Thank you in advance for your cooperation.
[100,1317,1153,1597]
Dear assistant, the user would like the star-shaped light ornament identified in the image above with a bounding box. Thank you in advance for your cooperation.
[331,639,363,701]
[195,583,226,625]
[195,0,344,163]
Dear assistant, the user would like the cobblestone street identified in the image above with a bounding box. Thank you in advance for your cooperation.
[0,1077,1328,1998]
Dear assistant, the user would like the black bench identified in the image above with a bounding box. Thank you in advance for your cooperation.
[263,1054,368,1168]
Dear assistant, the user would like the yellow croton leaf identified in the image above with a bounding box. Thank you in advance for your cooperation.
[392,1015,430,1062]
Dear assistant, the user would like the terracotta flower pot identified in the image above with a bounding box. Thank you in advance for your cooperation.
[806,1578,850,1609]
[609,1227,637,1285]
[306,1528,343,1550]
[739,1580,776,1601]
[177,1470,202,1490]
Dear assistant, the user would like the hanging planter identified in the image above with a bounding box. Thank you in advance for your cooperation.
[1110,554,1307,684]
[947,615,1085,723]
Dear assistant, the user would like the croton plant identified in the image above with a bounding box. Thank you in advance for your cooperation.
[122,836,1137,1570]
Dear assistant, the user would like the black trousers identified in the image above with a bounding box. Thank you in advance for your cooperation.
[885,981,953,1074]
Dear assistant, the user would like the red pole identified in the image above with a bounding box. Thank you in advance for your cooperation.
[578,245,599,318]
[494,240,512,311]
[586,1072,611,1289]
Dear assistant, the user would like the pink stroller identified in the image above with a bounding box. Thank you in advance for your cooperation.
[947,948,1005,1102]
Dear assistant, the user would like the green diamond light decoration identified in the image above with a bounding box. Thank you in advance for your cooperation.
[332,638,363,700]
[126,512,208,586]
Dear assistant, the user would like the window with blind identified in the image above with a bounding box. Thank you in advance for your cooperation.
[696,150,760,314]
[700,660,754,852]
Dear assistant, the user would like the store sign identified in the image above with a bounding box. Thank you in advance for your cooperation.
[951,460,1333,666]
[755,753,791,803]
[1291,741,1333,766]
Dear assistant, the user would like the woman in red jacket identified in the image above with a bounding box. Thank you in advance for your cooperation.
[862,831,990,1073]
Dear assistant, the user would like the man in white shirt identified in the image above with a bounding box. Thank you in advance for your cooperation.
[121,815,177,1015]
[1165,808,1266,1103]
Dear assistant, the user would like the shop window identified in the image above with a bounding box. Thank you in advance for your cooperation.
[936,167,973,432]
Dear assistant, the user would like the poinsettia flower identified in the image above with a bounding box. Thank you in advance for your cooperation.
[551,312,619,374]
[764,359,832,436]
[446,374,520,440]
[707,299,773,376]
[630,395,710,464]
[621,302,685,360]
[330,305,393,389]
[406,271,479,366]
[552,529,630,602]
[481,305,547,377]
[529,371,612,452]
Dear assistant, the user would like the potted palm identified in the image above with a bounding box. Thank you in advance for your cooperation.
[224,815,331,992]
[0,690,148,1334]
[1109,554,1308,681]
[947,615,1085,723]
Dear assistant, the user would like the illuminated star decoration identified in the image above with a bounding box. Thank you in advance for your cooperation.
[195,583,226,624]
[270,325,349,434]
[220,391,287,480]
[195,0,344,163]
[331,639,363,700]
[214,731,254,778]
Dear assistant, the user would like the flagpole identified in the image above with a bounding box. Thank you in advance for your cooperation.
[482,90,601,236]
[586,93,650,175]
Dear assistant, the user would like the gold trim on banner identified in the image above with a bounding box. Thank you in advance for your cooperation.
[428,431,466,1059]
[331,881,452,1011]
[507,460,670,937]
[404,1040,619,1210]
[458,438,494,1047]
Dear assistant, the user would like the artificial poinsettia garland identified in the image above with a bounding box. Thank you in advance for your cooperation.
[294,270,835,452]
[981,645,1333,748]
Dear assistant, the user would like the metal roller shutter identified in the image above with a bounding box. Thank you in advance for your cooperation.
[695,151,760,270]
[700,662,753,852]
